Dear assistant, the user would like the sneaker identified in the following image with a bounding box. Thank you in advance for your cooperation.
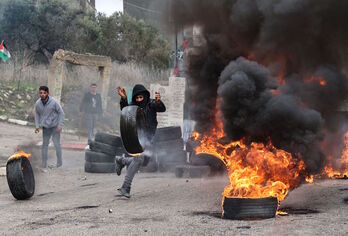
[85,145,90,150]
[40,168,48,173]
[117,188,130,198]
[115,156,125,176]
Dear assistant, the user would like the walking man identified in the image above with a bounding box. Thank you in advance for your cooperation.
[79,83,103,144]
[115,84,166,198]
[34,86,65,171]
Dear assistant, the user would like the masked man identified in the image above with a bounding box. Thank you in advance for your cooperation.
[115,84,166,198]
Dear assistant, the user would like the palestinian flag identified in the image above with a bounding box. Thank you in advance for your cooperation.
[0,41,11,62]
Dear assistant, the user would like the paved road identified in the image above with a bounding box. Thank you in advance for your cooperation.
[0,122,82,166]
[0,123,348,235]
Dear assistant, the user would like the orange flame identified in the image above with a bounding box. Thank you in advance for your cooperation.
[305,175,314,184]
[193,122,305,202]
[276,210,288,216]
[8,150,31,161]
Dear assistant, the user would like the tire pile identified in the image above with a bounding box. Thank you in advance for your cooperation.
[152,126,188,173]
[85,132,125,173]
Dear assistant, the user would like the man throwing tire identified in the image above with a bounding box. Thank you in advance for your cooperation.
[115,84,166,198]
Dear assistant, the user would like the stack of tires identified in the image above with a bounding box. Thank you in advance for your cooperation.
[84,132,125,173]
[153,126,187,172]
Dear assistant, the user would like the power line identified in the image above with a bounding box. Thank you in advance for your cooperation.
[124,1,162,15]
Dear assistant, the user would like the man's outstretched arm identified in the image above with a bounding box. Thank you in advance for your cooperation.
[117,87,128,110]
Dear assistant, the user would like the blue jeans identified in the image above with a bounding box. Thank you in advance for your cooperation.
[85,113,98,143]
[42,127,62,168]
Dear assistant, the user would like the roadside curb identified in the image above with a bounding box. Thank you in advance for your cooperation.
[34,141,87,152]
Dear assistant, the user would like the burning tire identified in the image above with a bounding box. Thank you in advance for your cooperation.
[6,156,35,200]
[95,132,122,147]
[153,126,182,142]
[120,105,148,154]
[222,197,278,220]
[85,150,115,163]
[89,141,123,156]
[84,161,116,173]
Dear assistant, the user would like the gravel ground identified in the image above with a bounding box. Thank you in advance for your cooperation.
[0,122,348,235]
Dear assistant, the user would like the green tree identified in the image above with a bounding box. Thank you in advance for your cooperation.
[79,13,171,69]
[0,0,86,64]
[116,13,171,69]
[0,0,170,69]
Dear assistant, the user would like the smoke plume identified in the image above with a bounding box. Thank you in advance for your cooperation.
[169,0,348,173]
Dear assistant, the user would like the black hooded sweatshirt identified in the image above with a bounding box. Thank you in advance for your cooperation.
[120,84,166,139]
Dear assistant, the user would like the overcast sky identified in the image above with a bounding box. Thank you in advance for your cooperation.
[96,0,123,16]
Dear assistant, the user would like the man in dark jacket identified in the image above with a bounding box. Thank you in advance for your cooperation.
[115,84,166,198]
[79,83,103,144]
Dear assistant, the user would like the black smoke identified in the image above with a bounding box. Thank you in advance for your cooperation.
[169,0,348,173]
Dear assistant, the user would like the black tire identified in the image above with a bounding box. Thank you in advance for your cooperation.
[223,197,278,220]
[153,126,182,142]
[95,132,122,147]
[6,157,35,200]
[155,139,184,153]
[120,106,147,154]
[89,141,125,156]
[84,161,116,173]
[85,150,115,163]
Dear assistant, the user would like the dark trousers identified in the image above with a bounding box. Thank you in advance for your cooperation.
[42,127,62,168]
[85,113,98,143]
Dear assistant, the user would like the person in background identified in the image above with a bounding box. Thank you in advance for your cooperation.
[115,84,166,198]
[34,86,64,172]
[79,83,103,145]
